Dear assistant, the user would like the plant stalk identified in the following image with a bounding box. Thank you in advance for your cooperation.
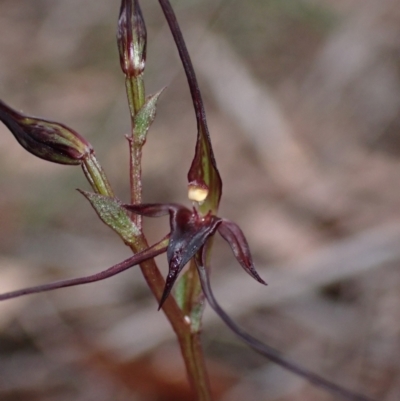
[125,74,145,117]
[82,154,115,197]
[132,237,213,401]
[125,74,145,229]
[124,70,213,400]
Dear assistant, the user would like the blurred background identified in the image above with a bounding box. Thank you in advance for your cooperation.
[0,0,400,400]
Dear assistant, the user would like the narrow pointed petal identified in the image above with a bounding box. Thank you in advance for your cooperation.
[218,220,266,285]
[195,254,374,401]
[158,255,181,310]
[158,0,222,213]
[125,202,220,308]
[124,202,186,218]
[0,99,92,165]
[167,211,221,277]
[0,236,169,302]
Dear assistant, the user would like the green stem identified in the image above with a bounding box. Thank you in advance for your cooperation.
[131,237,212,401]
[125,73,145,229]
[125,74,145,117]
[82,153,115,197]
[80,126,213,401]
[180,263,211,400]
[181,332,212,400]
[129,138,143,228]
[122,60,212,401]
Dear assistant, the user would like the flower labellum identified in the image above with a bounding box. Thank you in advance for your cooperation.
[0,99,92,165]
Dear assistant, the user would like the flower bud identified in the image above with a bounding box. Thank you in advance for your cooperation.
[117,0,147,78]
[0,99,92,165]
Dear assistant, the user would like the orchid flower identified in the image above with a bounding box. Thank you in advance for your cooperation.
[0,1,375,400]
[123,203,266,310]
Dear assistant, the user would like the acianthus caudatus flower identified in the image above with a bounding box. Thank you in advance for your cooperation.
[124,203,266,309]
[0,1,375,401]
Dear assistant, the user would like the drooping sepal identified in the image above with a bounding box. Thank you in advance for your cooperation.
[218,219,266,285]
[0,236,169,302]
[117,0,147,78]
[0,99,92,165]
[195,252,373,401]
[80,191,140,245]
[124,202,180,218]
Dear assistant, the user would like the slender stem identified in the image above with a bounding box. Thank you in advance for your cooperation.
[136,248,187,339]
[132,237,212,401]
[120,7,212,397]
[181,332,212,401]
[129,137,143,228]
[125,74,145,229]
[82,153,115,197]
[80,151,213,399]
[125,74,145,117]
[181,263,211,400]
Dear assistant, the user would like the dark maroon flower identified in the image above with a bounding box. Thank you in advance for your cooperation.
[124,203,266,308]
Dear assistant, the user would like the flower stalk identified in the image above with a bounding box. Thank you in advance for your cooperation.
[82,154,115,197]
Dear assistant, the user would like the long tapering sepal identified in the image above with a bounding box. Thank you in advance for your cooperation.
[195,251,375,401]
[0,236,169,302]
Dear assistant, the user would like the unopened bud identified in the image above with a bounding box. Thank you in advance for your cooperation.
[117,0,147,78]
[0,99,92,165]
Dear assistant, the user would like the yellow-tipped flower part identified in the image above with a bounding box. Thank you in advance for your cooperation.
[188,185,209,203]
